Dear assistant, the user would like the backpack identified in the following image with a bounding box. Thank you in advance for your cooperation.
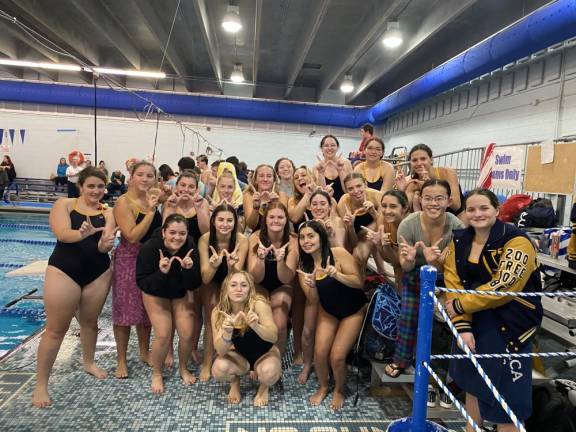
[358,282,400,362]
[516,198,556,228]
[499,194,532,223]
[526,380,576,432]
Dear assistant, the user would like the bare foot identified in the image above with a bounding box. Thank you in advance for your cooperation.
[330,390,345,411]
[31,386,52,408]
[180,368,196,386]
[140,350,151,366]
[309,386,329,406]
[297,364,311,385]
[151,374,164,394]
[254,384,270,407]
[292,352,304,366]
[115,361,128,379]
[164,352,174,370]
[84,362,108,379]
[199,364,211,382]
[228,377,241,404]
[190,350,201,365]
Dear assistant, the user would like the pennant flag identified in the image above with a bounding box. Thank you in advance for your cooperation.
[8,129,15,145]
[477,142,496,189]
[19,129,25,144]
[0,129,3,145]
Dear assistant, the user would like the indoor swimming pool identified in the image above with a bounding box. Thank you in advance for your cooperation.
[0,213,52,359]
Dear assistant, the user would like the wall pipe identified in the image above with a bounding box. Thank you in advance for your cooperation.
[0,0,575,128]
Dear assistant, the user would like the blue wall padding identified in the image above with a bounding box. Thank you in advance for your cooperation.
[0,0,575,127]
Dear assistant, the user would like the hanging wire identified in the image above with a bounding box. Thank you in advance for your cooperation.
[0,7,226,160]
[155,0,182,89]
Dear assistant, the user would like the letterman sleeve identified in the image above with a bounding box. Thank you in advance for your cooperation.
[444,240,473,333]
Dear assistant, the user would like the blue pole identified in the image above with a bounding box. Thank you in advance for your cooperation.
[411,265,438,429]
[388,265,446,432]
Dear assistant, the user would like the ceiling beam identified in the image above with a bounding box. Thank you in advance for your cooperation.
[67,0,141,70]
[251,0,263,96]
[0,31,57,80]
[131,0,194,92]
[0,20,60,63]
[284,0,331,98]
[316,0,409,101]
[347,0,477,102]
[189,0,223,93]
[2,0,100,66]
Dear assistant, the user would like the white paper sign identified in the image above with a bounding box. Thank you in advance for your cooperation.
[491,146,525,190]
[540,139,554,164]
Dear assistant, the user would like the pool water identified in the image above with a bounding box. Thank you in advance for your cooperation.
[0,213,52,358]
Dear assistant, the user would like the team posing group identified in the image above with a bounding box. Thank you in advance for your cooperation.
[31,132,542,431]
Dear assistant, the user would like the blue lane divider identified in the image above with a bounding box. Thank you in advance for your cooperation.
[0,307,45,318]
[0,263,25,268]
[0,223,51,231]
[0,238,56,246]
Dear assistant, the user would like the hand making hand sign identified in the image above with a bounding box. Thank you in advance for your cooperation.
[159,248,194,273]
[257,241,274,260]
[208,246,225,268]
[78,215,105,239]
[272,242,290,261]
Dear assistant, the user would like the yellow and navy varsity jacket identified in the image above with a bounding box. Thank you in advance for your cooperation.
[444,219,543,352]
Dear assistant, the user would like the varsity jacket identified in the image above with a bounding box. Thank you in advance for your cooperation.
[444,219,543,352]
[568,201,576,268]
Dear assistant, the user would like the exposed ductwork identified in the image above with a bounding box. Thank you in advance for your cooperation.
[0,0,574,128]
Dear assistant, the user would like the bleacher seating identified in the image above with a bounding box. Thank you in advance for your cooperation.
[7,178,68,203]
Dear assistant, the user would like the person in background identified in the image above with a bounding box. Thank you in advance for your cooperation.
[98,160,109,181]
[227,156,248,190]
[350,124,374,160]
[0,155,16,201]
[444,189,543,432]
[237,161,249,185]
[54,157,69,190]
[85,160,93,167]
[275,158,295,198]
[107,169,127,197]
[197,154,210,186]
[158,164,177,190]
[66,155,84,198]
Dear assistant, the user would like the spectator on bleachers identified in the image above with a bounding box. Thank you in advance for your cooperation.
[98,160,109,181]
[65,155,84,198]
[54,157,68,190]
[85,159,93,167]
[1,155,16,201]
[107,169,126,197]
[237,161,249,185]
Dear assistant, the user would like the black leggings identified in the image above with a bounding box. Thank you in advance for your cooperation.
[67,181,79,198]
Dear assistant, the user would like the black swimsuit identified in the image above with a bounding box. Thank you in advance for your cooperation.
[326,175,344,202]
[232,327,273,370]
[212,257,229,284]
[48,208,110,287]
[366,178,383,191]
[315,274,367,320]
[186,213,201,244]
[261,250,284,293]
[135,210,163,243]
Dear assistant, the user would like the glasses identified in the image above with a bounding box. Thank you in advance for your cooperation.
[421,196,448,204]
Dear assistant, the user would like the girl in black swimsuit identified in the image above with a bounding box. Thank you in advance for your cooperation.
[211,271,281,407]
[33,167,117,408]
[248,202,298,353]
[313,135,353,203]
[198,204,248,382]
[297,221,366,411]
[136,214,202,394]
[353,137,394,192]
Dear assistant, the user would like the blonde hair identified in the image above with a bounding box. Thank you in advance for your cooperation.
[214,271,268,334]
[248,164,278,193]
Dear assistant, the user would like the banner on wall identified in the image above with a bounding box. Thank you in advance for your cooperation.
[491,145,525,190]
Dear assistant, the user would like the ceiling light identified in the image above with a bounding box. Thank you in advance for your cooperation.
[340,74,354,93]
[382,21,403,49]
[0,59,82,72]
[230,64,244,83]
[87,67,166,79]
[222,5,242,33]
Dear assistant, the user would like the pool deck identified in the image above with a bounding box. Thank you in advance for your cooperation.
[0,298,467,432]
